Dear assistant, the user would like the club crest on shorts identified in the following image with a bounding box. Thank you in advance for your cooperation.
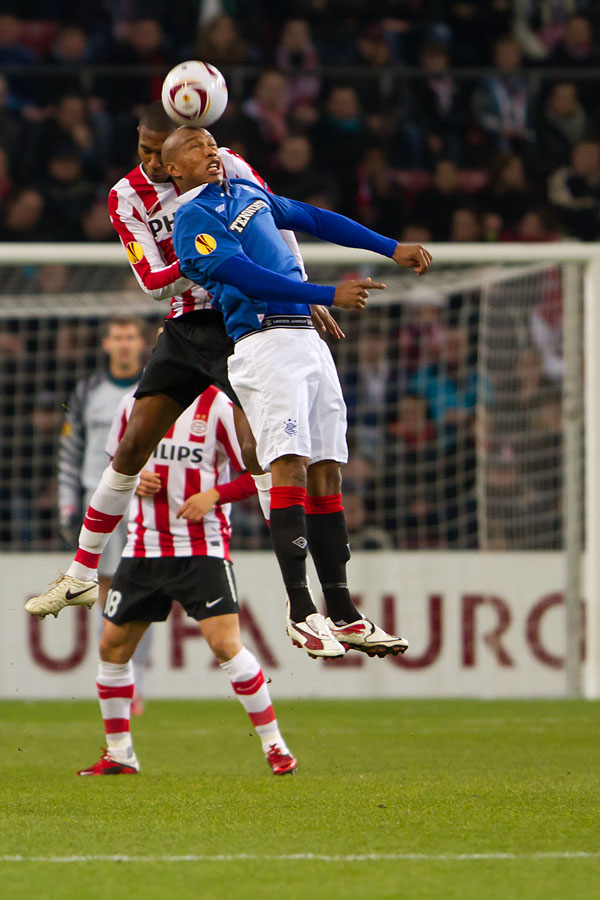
[126,241,144,264]
[195,233,217,255]
[283,418,297,436]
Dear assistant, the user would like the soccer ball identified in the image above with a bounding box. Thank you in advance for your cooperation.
[161,60,228,127]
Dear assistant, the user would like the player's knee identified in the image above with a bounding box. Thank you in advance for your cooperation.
[113,429,153,474]
[272,454,308,487]
[209,634,243,664]
[99,630,131,663]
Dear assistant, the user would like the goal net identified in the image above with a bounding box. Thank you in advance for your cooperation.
[0,245,585,556]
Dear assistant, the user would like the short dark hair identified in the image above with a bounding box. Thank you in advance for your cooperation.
[138,100,176,134]
[102,315,145,338]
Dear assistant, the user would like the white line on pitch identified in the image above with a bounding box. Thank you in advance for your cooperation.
[1,852,599,864]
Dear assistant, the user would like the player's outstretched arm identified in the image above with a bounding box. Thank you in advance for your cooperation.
[265,191,433,275]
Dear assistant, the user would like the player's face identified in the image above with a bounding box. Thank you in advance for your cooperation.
[165,129,223,191]
[137,126,172,183]
[103,324,145,373]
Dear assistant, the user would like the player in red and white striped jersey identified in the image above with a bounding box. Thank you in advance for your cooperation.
[25,100,341,619]
[78,385,297,777]
[109,384,247,560]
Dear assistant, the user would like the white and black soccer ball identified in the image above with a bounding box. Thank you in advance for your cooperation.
[161,60,228,127]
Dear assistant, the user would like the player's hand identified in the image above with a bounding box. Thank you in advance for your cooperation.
[310,305,345,340]
[392,243,432,275]
[136,470,162,497]
[332,277,386,310]
[177,488,220,521]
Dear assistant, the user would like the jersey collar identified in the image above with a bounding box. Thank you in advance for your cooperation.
[176,178,230,206]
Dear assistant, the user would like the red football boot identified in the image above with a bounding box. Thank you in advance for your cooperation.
[266,744,298,776]
[77,748,139,776]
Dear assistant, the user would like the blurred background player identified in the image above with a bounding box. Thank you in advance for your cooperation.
[78,382,296,777]
[26,100,341,619]
[58,314,151,712]
[166,126,430,658]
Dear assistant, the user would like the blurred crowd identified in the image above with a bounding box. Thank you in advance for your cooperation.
[0,0,578,552]
[1,2,600,243]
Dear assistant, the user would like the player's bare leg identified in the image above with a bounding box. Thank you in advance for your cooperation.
[306,459,408,658]
[200,613,296,775]
[26,393,184,618]
[269,454,345,658]
[233,404,272,520]
[77,620,149,775]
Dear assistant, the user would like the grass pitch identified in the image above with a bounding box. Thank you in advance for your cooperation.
[1,699,599,900]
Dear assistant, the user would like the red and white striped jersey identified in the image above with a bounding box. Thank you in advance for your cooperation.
[108,148,306,319]
[106,386,246,559]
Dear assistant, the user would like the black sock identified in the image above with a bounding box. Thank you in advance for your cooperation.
[270,505,316,622]
[306,510,361,624]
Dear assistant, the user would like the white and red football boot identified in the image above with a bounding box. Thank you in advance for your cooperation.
[286,610,345,659]
[327,618,409,658]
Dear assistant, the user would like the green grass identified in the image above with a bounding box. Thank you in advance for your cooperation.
[1,699,599,899]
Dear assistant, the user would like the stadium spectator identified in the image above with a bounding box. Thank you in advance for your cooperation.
[313,84,377,215]
[449,206,483,242]
[275,18,321,108]
[264,134,331,203]
[473,36,536,158]
[23,93,109,182]
[380,392,448,548]
[195,14,254,66]
[410,326,480,445]
[343,327,398,463]
[38,25,92,104]
[241,69,290,169]
[479,152,542,232]
[98,18,174,114]
[535,82,588,178]
[352,146,405,234]
[343,490,393,550]
[80,199,114,241]
[0,187,47,241]
[500,207,563,242]
[547,138,600,240]
[39,146,97,241]
[411,40,468,167]
[413,159,469,240]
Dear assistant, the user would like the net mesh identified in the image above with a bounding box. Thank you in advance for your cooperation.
[0,257,576,552]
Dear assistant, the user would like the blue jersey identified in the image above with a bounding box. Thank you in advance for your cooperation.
[173,177,398,341]
[173,179,311,340]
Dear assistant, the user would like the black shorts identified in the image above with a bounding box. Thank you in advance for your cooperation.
[135,310,240,409]
[103,556,239,625]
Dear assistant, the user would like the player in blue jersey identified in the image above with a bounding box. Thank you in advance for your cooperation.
[163,125,432,660]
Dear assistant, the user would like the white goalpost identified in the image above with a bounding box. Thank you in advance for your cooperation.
[1,241,599,699]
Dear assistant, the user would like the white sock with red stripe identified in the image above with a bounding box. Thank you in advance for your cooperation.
[252,473,272,521]
[96,659,138,766]
[220,647,288,754]
[67,464,140,581]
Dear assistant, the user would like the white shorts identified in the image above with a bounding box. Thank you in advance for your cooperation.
[227,325,348,470]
